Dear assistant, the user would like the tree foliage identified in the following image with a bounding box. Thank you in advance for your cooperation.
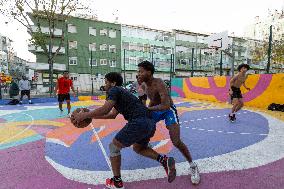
[0,0,93,61]
[251,9,284,65]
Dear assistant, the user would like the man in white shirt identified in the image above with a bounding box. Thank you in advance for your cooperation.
[19,76,32,104]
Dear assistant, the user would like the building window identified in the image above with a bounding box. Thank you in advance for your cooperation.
[126,73,132,80]
[110,60,116,67]
[137,43,143,51]
[122,42,129,50]
[143,44,150,52]
[70,76,78,81]
[124,57,129,65]
[109,30,116,38]
[69,41,77,49]
[166,48,172,54]
[89,43,96,51]
[69,57,77,65]
[129,43,137,51]
[129,57,138,65]
[89,27,96,36]
[100,29,108,36]
[89,59,97,66]
[100,44,108,51]
[163,35,170,41]
[100,59,107,65]
[109,45,116,53]
[68,24,77,33]
[179,59,187,65]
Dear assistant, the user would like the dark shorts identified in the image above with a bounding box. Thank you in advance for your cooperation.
[115,117,156,147]
[21,90,30,96]
[58,93,70,102]
[138,94,147,102]
[231,86,242,100]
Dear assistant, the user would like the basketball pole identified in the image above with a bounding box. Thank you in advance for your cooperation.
[169,54,173,94]
[191,48,194,77]
[123,49,126,87]
[219,40,223,76]
[220,50,223,76]
[91,50,94,95]
[266,25,272,74]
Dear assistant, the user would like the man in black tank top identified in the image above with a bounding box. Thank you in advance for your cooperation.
[72,72,177,189]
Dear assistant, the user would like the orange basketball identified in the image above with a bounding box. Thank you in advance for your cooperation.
[71,108,92,128]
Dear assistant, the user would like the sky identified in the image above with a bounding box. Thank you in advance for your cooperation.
[0,0,283,62]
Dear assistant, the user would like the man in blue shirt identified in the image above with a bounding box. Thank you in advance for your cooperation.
[72,72,176,189]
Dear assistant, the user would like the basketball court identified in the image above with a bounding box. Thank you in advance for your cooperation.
[1,98,284,189]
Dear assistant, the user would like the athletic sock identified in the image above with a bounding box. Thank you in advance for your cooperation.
[157,154,166,164]
[113,176,122,182]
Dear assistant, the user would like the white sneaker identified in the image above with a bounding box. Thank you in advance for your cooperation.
[190,162,200,184]
[68,113,71,118]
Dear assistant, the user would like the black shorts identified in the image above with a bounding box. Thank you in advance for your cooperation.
[58,93,70,102]
[231,86,242,100]
[138,94,147,102]
[21,90,30,96]
[115,117,156,147]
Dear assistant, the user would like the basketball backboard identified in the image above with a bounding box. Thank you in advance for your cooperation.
[205,31,232,50]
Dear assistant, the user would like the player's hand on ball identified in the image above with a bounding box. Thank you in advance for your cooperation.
[70,108,92,128]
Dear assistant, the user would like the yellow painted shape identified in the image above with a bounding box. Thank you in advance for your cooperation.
[240,74,260,94]
[183,79,218,102]
[213,76,228,88]
[244,74,284,109]
[0,126,37,144]
[189,77,210,88]
[5,120,65,127]
[71,101,97,107]
[99,95,106,100]
[78,96,92,101]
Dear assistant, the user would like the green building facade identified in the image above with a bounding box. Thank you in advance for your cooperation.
[28,15,121,92]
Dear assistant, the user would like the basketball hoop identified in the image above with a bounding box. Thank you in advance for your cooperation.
[205,31,231,51]
[208,46,220,55]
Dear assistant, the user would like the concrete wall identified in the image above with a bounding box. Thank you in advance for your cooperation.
[171,73,284,109]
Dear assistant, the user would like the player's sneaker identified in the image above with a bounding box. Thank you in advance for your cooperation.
[229,114,234,122]
[161,156,176,183]
[232,114,236,122]
[190,162,200,184]
[105,178,124,189]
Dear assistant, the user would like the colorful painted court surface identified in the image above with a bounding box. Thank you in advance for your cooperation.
[0,98,283,189]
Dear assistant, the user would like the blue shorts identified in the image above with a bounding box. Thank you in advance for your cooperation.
[151,105,180,126]
[115,117,156,147]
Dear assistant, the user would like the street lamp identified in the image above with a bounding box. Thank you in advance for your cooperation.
[65,20,69,72]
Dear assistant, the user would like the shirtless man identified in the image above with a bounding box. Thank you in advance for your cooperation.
[137,61,200,184]
[133,75,147,105]
[229,64,250,122]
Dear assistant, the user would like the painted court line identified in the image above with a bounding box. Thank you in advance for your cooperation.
[90,123,112,170]
[0,113,34,145]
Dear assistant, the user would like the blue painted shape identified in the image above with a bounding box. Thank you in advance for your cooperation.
[1,106,81,122]
[175,102,203,108]
[0,97,78,105]
[45,109,269,171]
